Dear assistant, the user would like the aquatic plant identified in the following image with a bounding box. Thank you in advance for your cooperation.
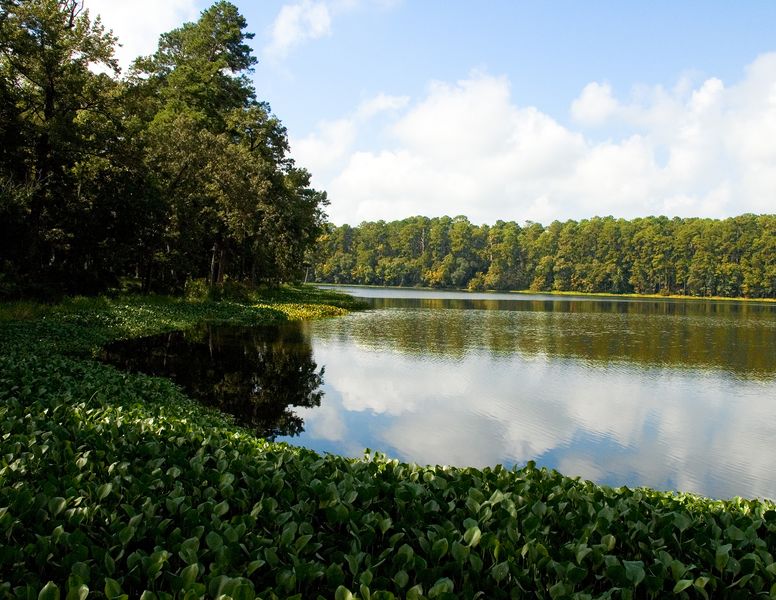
[1,289,774,598]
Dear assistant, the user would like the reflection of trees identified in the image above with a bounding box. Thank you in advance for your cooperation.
[321,299,776,377]
[101,323,324,438]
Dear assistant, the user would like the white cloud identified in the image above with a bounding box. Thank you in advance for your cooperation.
[84,0,201,70]
[290,92,410,182]
[570,82,619,125]
[356,93,410,119]
[264,0,399,61]
[265,0,332,60]
[292,119,357,180]
[293,54,776,225]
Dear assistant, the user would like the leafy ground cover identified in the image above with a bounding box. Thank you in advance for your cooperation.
[1,288,775,599]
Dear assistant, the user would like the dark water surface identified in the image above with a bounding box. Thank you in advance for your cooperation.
[102,287,776,500]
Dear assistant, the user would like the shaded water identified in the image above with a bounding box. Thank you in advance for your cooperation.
[101,324,324,438]
[102,287,776,500]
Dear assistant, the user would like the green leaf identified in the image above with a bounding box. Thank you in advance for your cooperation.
[397,544,415,566]
[103,554,115,576]
[206,531,223,551]
[464,526,482,547]
[104,578,122,599]
[393,570,409,589]
[566,565,587,584]
[118,526,135,546]
[491,561,509,583]
[406,585,424,600]
[431,538,449,562]
[379,517,392,534]
[673,513,692,533]
[246,559,265,576]
[576,546,592,564]
[38,582,60,600]
[230,580,255,600]
[65,585,88,600]
[97,483,112,501]
[213,500,229,517]
[280,521,298,547]
[181,563,198,589]
[451,540,469,563]
[670,559,687,581]
[428,577,454,598]
[326,563,345,587]
[48,497,66,517]
[601,534,616,551]
[334,586,353,600]
[623,560,645,586]
[673,579,693,593]
[715,543,732,571]
[549,582,567,600]
[294,533,313,553]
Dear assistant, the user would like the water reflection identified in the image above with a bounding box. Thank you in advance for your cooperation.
[313,301,776,377]
[100,289,776,500]
[101,323,323,438]
[291,289,776,500]
[296,330,776,500]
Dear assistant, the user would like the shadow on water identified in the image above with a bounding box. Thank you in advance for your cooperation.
[100,322,324,439]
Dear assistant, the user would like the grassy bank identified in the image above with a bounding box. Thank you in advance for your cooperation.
[1,287,775,599]
[509,289,776,304]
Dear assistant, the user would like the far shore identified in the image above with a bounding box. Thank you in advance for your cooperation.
[315,282,776,304]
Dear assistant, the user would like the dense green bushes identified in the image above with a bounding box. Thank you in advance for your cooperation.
[2,291,776,598]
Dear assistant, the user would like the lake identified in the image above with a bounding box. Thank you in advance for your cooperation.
[101,286,776,500]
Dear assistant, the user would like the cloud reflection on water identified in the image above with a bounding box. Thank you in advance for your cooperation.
[284,304,776,500]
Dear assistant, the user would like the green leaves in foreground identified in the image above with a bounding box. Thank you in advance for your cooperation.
[1,297,776,598]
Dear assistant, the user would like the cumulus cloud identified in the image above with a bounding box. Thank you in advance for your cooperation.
[292,54,776,225]
[290,92,410,182]
[264,0,398,60]
[356,92,410,119]
[84,0,201,69]
[570,81,619,125]
[264,0,332,60]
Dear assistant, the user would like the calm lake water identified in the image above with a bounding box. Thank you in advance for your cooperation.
[102,287,776,500]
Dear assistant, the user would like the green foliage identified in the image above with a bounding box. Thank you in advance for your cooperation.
[1,292,776,598]
[312,214,776,299]
[183,278,252,302]
[0,1,327,298]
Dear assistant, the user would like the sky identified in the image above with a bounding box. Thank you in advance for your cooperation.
[84,0,776,226]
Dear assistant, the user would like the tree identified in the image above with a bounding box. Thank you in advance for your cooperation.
[310,214,775,299]
[128,2,328,290]
[0,0,158,293]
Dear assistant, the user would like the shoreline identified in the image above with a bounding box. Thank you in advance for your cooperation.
[316,281,776,304]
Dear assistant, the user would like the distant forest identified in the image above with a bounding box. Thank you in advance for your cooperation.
[0,1,326,298]
[311,215,776,298]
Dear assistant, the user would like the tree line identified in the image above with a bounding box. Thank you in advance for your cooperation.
[0,0,327,298]
[311,214,776,298]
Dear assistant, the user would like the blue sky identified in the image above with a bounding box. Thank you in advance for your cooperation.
[88,1,776,225]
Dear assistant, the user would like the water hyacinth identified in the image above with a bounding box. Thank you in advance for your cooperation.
[1,288,775,599]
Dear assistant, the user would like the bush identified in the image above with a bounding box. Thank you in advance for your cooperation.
[184,278,251,302]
